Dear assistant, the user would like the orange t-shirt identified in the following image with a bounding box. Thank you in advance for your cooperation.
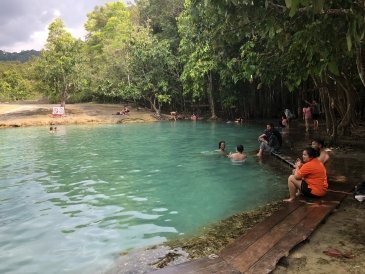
[295,158,328,196]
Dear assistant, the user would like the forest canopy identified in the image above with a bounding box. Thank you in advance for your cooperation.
[1,0,365,140]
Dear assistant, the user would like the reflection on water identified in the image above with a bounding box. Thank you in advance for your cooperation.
[0,123,288,273]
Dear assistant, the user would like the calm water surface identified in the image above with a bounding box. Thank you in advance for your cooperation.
[0,122,287,273]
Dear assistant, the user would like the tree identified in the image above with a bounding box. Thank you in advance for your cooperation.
[122,26,178,115]
[178,0,223,119]
[83,2,134,102]
[0,62,38,101]
[176,0,364,137]
[35,18,81,107]
[137,0,184,52]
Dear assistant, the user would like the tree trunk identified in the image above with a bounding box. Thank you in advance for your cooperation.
[355,44,365,88]
[297,87,302,119]
[207,72,217,119]
[328,91,337,143]
[336,78,357,136]
[60,84,68,108]
[147,96,160,115]
[319,87,331,134]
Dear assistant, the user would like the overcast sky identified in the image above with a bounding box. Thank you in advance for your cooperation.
[0,0,132,53]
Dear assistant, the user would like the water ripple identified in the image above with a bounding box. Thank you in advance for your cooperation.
[0,123,288,274]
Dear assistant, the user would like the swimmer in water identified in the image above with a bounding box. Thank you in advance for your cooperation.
[228,144,247,161]
[217,140,227,155]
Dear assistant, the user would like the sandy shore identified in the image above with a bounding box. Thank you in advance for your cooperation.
[0,102,159,128]
[1,102,364,273]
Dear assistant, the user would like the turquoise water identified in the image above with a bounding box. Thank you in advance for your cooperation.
[0,122,287,274]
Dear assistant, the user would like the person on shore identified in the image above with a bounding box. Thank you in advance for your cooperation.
[303,104,312,132]
[170,111,177,121]
[284,108,294,128]
[311,138,330,165]
[256,123,282,157]
[283,147,328,202]
[116,107,129,115]
[306,100,320,130]
[217,140,227,155]
[280,112,288,128]
[228,144,247,161]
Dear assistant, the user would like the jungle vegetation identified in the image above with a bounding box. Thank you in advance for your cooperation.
[1,0,365,141]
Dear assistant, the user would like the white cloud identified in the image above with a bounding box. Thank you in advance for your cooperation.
[2,26,49,52]
[67,26,88,42]
[0,0,131,52]
[53,9,61,17]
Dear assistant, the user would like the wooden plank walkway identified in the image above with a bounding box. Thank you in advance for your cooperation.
[152,188,351,274]
[271,151,296,168]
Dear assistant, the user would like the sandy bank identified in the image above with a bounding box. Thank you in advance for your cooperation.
[0,103,159,128]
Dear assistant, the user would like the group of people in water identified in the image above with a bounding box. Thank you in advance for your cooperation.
[217,140,247,161]
[49,126,57,133]
[170,111,198,121]
[219,120,330,203]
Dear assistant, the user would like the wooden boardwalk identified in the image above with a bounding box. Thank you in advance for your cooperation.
[153,191,349,274]
[152,152,353,274]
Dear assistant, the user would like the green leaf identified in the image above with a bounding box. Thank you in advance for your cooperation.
[346,31,352,51]
[289,0,298,17]
[328,61,339,76]
[313,0,325,13]
[360,30,365,41]
[285,0,292,8]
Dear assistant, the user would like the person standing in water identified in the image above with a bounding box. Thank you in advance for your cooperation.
[228,145,247,161]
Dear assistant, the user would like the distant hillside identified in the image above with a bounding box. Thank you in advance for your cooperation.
[0,50,40,62]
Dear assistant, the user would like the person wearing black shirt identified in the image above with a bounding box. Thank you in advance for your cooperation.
[256,123,282,157]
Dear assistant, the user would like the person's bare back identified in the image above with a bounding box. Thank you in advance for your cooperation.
[228,145,247,161]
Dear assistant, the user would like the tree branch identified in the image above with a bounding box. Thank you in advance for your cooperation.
[266,1,286,13]
[266,1,352,16]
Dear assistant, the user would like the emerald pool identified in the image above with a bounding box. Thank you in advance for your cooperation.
[0,122,287,273]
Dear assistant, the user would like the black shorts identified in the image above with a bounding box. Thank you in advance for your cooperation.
[301,181,320,198]
[312,113,319,120]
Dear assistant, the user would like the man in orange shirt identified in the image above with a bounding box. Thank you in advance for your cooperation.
[284,147,328,202]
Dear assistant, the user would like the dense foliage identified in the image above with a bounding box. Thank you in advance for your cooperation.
[1,0,365,140]
[0,50,40,62]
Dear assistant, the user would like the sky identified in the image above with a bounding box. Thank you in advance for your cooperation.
[0,0,132,53]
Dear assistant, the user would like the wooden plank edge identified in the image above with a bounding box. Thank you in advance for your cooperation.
[220,200,304,260]
[228,203,315,272]
[246,203,338,274]
[150,256,240,274]
[271,152,295,168]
